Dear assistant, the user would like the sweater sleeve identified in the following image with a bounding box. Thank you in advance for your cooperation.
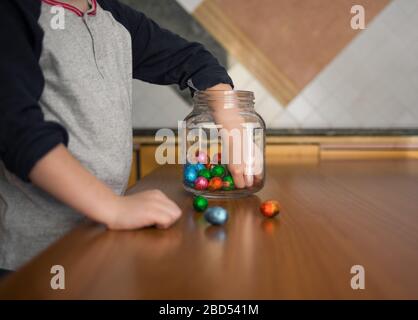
[0,0,69,182]
[98,0,233,92]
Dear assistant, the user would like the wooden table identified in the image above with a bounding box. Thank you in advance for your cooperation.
[1,160,418,299]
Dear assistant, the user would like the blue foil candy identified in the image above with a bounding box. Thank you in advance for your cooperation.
[204,207,229,225]
[184,165,198,184]
[184,162,205,171]
[184,163,204,175]
[195,163,205,172]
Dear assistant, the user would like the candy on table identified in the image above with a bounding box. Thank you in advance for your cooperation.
[222,175,235,191]
[195,151,209,164]
[204,206,229,225]
[184,165,198,184]
[208,177,223,191]
[210,165,226,178]
[260,200,281,218]
[194,176,209,190]
[193,195,208,212]
[198,168,212,180]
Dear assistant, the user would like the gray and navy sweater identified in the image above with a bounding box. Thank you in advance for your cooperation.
[0,0,232,270]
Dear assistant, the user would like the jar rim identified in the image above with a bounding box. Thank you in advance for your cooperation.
[193,90,255,109]
[194,90,254,97]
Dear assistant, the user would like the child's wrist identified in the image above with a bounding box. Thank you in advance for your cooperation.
[99,194,123,229]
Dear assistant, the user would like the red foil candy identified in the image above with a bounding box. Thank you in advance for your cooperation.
[260,200,281,218]
[194,176,209,190]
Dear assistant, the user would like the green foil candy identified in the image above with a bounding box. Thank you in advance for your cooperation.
[222,175,235,191]
[193,195,209,212]
[211,165,225,178]
[198,168,212,180]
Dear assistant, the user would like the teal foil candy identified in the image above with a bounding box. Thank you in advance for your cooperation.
[184,165,198,184]
[185,162,205,172]
[196,163,205,171]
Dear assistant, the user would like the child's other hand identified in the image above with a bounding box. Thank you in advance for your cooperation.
[106,190,182,230]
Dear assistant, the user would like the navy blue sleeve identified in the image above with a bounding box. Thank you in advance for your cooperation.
[98,0,233,92]
[0,0,69,182]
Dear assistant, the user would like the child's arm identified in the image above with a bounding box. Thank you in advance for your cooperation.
[29,144,181,230]
[102,0,233,92]
[0,0,180,230]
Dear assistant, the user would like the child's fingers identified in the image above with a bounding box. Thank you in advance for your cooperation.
[154,199,181,221]
[147,189,181,217]
[159,194,182,216]
[244,174,254,188]
[228,166,244,189]
[233,173,246,189]
[153,209,180,229]
[254,173,263,185]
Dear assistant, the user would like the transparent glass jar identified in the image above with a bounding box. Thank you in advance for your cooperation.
[182,90,265,198]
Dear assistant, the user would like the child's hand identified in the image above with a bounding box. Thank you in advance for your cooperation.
[206,84,264,189]
[106,190,182,230]
[28,145,181,230]
[215,110,264,189]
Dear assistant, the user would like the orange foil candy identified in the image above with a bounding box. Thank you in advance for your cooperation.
[208,177,223,191]
[260,200,281,218]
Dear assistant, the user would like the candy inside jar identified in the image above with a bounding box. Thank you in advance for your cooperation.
[183,152,238,196]
[183,148,263,198]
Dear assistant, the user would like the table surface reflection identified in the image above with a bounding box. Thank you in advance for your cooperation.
[1,160,418,299]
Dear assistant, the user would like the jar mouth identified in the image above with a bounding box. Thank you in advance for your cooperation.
[193,90,255,110]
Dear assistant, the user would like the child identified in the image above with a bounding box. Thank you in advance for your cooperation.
[0,0,251,272]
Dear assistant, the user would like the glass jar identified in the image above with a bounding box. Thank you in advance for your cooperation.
[182,90,265,198]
